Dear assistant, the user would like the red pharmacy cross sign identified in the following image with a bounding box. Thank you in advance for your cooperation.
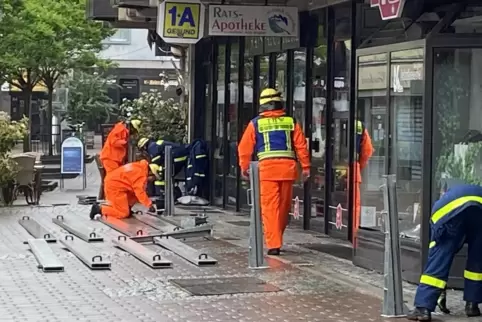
[370,0,406,20]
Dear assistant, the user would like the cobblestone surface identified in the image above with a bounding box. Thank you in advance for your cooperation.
[0,148,470,321]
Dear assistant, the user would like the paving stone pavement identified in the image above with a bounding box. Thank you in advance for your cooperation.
[0,153,470,321]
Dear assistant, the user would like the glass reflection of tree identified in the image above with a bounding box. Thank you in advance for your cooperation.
[434,51,482,189]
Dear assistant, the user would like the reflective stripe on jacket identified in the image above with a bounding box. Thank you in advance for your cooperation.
[252,116,296,161]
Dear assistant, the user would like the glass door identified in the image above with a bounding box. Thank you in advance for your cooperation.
[227,41,239,208]
[326,38,351,239]
[213,44,226,206]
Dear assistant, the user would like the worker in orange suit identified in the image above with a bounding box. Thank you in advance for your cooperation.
[238,88,311,256]
[89,159,158,219]
[353,120,374,242]
[99,119,142,174]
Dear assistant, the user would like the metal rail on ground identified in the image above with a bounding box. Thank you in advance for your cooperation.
[112,236,172,269]
[59,235,111,270]
[27,239,64,272]
[19,216,57,243]
[154,236,217,266]
[53,215,103,242]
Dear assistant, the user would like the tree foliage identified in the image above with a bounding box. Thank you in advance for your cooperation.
[120,91,188,143]
[66,71,118,131]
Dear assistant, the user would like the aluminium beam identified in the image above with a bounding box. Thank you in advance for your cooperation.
[153,236,217,267]
[53,215,103,242]
[19,216,56,243]
[27,239,64,272]
[59,235,111,270]
[113,236,172,269]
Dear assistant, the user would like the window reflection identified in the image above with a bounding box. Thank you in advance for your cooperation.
[227,42,239,207]
[432,48,482,224]
[214,45,226,206]
[390,49,424,240]
[276,53,287,102]
[357,54,388,232]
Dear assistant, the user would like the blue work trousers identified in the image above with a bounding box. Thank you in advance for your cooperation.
[414,210,482,311]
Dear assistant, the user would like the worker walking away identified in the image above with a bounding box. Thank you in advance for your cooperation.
[238,88,310,256]
[408,184,482,321]
[100,119,142,175]
[353,120,373,243]
[89,159,158,220]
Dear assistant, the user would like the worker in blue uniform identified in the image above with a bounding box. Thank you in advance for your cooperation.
[185,139,209,196]
[408,184,482,321]
[137,137,188,198]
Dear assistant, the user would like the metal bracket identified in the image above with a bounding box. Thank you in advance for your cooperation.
[112,235,172,269]
[53,215,103,242]
[27,239,64,272]
[158,224,213,239]
[153,236,217,267]
[132,213,213,239]
[19,216,57,243]
[59,235,111,270]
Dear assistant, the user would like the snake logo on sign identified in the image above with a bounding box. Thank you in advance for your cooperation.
[293,196,300,219]
[335,203,343,230]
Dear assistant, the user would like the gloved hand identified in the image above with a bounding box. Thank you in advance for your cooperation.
[241,169,249,180]
[302,170,310,182]
[148,205,156,213]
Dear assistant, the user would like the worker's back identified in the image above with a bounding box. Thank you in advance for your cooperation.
[105,160,147,192]
[100,122,128,163]
[432,184,482,228]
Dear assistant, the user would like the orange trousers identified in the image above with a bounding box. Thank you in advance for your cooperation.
[260,180,293,249]
[102,159,122,175]
[101,186,137,219]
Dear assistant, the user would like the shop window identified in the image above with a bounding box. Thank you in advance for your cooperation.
[358,54,388,233]
[276,53,287,103]
[214,44,226,206]
[259,55,270,90]
[227,42,239,207]
[390,49,424,240]
[292,49,307,222]
[432,47,482,211]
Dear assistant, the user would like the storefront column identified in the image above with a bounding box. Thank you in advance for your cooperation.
[222,41,231,208]
[268,53,276,88]
[304,46,314,231]
[285,50,294,116]
[236,37,245,212]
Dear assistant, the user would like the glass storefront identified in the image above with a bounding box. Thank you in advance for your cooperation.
[214,44,226,207]
[227,41,239,208]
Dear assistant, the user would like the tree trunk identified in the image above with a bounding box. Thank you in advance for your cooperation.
[47,86,53,155]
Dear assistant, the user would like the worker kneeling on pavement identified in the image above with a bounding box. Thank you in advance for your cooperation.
[100,119,142,175]
[89,160,158,220]
[238,88,310,256]
[408,184,482,321]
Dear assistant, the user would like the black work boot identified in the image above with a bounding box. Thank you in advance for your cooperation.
[89,204,101,220]
[267,248,280,256]
[407,307,431,321]
[465,302,481,317]
[437,290,450,314]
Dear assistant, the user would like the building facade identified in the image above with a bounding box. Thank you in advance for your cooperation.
[189,0,482,288]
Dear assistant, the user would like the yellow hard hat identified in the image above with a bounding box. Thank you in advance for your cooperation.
[131,119,141,131]
[148,163,161,180]
[259,88,282,105]
[138,137,149,149]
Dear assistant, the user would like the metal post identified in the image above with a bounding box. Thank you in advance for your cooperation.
[247,162,268,269]
[381,174,408,317]
[164,145,175,216]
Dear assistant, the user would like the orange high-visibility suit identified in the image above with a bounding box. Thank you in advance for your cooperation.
[100,122,129,174]
[238,89,310,252]
[101,160,153,219]
[353,120,374,242]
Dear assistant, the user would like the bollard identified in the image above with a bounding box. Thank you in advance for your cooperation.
[247,162,268,269]
[381,174,408,317]
[164,145,175,216]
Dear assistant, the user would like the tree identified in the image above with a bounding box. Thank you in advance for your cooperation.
[0,0,114,153]
[66,71,119,131]
[0,0,50,150]
[34,0,114,154]
[120,91,188,143]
